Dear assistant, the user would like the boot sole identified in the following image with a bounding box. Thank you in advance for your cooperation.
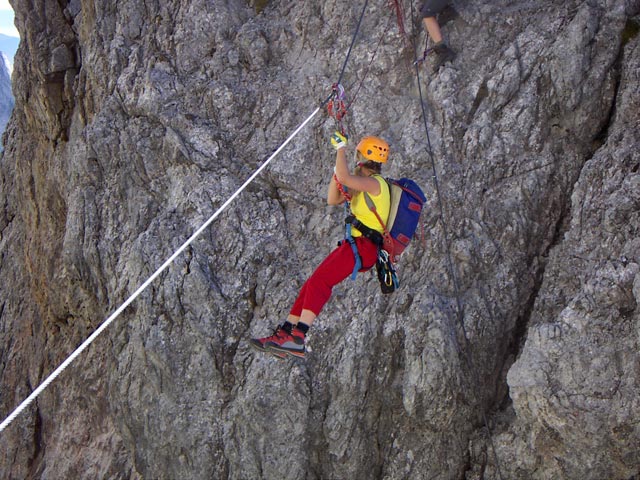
[249,340,287,359]
[268,345,306,359]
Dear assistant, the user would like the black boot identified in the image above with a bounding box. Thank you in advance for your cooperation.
[432,41,456,70]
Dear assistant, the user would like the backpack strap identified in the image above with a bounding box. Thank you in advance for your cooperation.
[363,175,391,236]
[363,192,389,233]
[363,185,395,259]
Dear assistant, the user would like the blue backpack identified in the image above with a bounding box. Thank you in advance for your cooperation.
[364,177,427,262]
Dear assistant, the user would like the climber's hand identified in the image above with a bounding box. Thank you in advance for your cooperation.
[330,131,348,150]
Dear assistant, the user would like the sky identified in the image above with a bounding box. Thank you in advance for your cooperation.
[0,1,17,38]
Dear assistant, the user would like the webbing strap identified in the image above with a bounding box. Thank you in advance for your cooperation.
[344,203,361,280]
[363,191,390,235]
[346,215,383,247]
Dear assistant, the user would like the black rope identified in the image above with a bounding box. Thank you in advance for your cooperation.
[321,0,370,108]
[409,1,505,479]
[345,9,395,113]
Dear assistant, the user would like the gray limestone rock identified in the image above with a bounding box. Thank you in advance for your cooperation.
[0,0,638,479]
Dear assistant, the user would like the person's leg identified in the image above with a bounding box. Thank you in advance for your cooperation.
[298,309,316,327]
[287,242,357,324]
[420,0,456,70]
[251,245,354,358]
[251,239,377,358]
[284,309,315,329]
[423,17,443,43]
[289,238,378,323]
[420,0,450,20]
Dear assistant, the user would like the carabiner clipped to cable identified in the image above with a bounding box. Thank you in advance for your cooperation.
[413,46,434,66]
[332,83,346,101]
[327,83,348,123]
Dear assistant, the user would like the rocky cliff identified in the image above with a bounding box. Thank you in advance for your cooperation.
[0,0,638,479]
[0,54,13,146]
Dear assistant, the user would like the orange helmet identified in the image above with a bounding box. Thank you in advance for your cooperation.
[356,136,389,163]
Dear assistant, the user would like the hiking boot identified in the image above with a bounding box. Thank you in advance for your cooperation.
[266,327,306,359]
[432,41,456,70]
[249,326,288,359]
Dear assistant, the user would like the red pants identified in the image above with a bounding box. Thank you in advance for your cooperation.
[289,237,379,317]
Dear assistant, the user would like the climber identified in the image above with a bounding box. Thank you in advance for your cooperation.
[249,133,391,359]
[420,0,456,69]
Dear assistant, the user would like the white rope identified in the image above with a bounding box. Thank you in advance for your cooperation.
[0,106,321,433]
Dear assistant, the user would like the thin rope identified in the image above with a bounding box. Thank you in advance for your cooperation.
[337,0,369,87]
[345,8,395,112]
[0,107,321,433]
[409,1,504,478]
[321,0,370,108]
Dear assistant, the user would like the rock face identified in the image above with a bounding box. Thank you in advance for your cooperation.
[0,0,638,479]
[0,55,12,139]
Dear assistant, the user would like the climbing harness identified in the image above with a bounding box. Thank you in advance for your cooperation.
[346,214,383,248]
[348,188,399,293]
